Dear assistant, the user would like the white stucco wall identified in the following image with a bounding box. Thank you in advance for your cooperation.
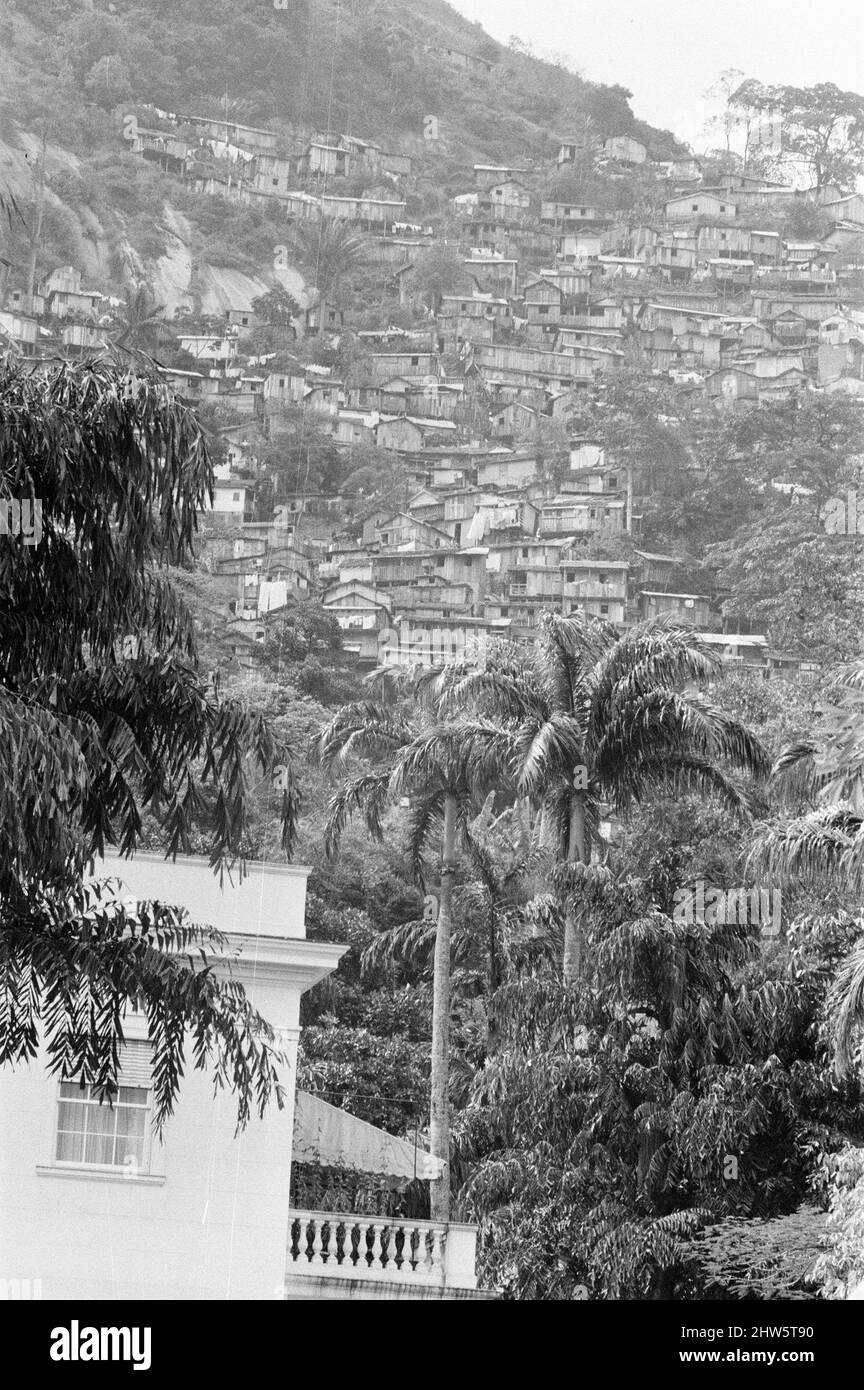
[0,853,344,1300]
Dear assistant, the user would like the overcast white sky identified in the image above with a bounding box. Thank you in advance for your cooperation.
[450,0,864,148]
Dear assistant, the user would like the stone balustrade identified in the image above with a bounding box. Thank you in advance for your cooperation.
[287,1211,479,1289]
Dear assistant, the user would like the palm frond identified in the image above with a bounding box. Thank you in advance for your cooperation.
[612,751,755,817]
[311,702,411,768]
[323,773,391,857]
[827,938,864,1077]
[516,712,587,800]
[747,807,863,887]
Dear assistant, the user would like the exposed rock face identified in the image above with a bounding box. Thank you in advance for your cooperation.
[0,130,309,313]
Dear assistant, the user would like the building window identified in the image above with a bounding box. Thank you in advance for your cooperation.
[600,604,609,615]
[55,1042,152,1173]
[692,204,698,212]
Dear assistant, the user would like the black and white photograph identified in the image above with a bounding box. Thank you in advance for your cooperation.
[0,0,863,1354]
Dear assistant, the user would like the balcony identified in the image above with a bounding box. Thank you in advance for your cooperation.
[284,1211,491,1300]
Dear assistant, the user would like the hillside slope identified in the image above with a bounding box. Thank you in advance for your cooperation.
[0,0,684,300]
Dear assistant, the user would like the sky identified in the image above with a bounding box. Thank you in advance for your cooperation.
[449,0,864,149]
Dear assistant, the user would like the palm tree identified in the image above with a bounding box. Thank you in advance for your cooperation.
[434,613,770,982]
[112,281,170,354]
[312,689,513,1221]
[290,217,367,304]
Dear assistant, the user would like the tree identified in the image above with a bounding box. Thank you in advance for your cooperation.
[685,1209,825,1299]
[409,243,469,314]
[750,659,864,1074]
[0,360,298,1127]
[693,394,864,661]
[703,68,748,164]
[312,685,513,1220]
[812,1145,864,1298]
[250,285,300,353]
[289,218,368,304]
[706,512,864,664]
[435,614,769,981]
[261,601,344,670]
[111,280,170,354]
[454,853,854,1299]
[732,80,864,190]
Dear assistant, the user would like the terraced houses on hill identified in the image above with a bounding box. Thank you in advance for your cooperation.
[2,109,862,681]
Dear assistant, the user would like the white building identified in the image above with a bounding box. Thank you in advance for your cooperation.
[0,854,487,1300]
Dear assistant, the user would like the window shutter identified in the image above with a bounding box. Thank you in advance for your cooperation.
[119,1039,153,1089]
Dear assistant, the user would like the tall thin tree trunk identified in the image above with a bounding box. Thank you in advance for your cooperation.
[25,134,46,310]
[486,897,500,1055]
[563,792,587,985]
[429,792,456,1223]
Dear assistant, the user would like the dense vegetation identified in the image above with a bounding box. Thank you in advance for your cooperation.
[0,0,686,287]
[2,0,863,1304]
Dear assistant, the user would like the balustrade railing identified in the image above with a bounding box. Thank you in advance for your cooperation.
[287,1211,478,1287]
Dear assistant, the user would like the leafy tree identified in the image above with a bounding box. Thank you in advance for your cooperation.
[450,806,864,1300]
[777,197,832,242]
[262,601,343,669]
[409,243,470,314]
[750,661,864,1074]
[732,80,864,189]
[0,360,298,1126]
[706,513,864,664]
[686,1208,825,1299]
[812,1145,864,1297]
[250,284,300,352]
[298,897,431,1134]
[703,69,749,163]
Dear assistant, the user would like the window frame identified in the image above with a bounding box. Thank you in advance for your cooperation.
[54,1079,153,1176]
[50,1039,159,1178]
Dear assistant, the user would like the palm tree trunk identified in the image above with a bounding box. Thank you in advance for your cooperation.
[563,793,587,985]
[429,791,456,1223]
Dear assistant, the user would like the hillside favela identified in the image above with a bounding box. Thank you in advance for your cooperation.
[1,0,864,1330]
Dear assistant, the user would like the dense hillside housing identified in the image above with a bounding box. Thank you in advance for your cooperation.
[4,89,862,686]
